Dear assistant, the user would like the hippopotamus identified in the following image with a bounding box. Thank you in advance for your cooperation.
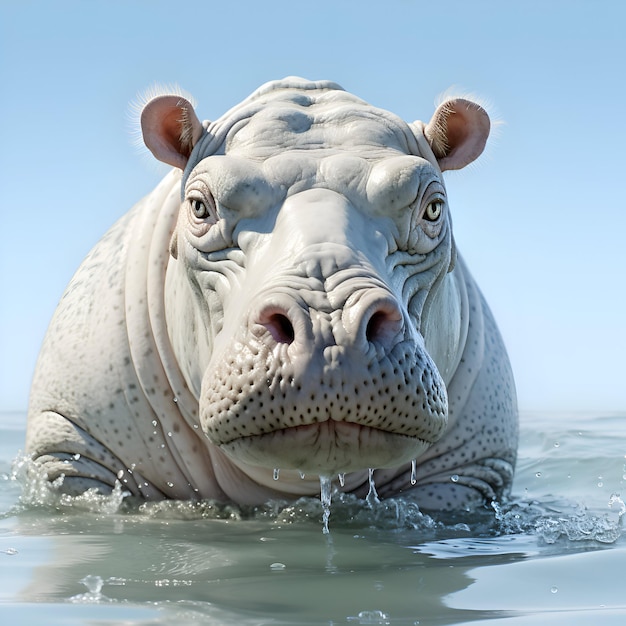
[26,77,517,511]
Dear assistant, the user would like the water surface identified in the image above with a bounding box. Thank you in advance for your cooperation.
[2,411,625,625]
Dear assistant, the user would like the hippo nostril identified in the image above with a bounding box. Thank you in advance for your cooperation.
[366,311,389,343]
[265,313,295,344]
[364,305,403,346]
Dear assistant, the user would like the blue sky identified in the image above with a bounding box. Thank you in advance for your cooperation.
[1,0,624,412]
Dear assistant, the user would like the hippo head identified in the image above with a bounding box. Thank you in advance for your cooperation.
[141,78,490,481]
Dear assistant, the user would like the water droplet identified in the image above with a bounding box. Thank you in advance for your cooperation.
[410,459,417,485]
[151,420,158,427]
[347,610,390,624]
[553,441,560,448]
[338,473,345,487]
[173,396,179,404]
[73,453,81,461]
[535,472,542,478]
[167,431,173,438]
[608,493,626,517]
[273,468,280,481]
[270,562,286,571]
[366,468,380,507]
[116,470,124,480]
[550,586,558,594]
[81,575,104,595]
[299,471,306,480]
[450,474,459,483]
[166,481,174,488]
[2,548,18,555]
[319,475,332,534]
[192,423,199,430]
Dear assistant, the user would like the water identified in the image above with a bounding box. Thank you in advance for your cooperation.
[2,411,626,625]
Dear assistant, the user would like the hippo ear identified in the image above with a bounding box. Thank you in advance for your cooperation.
[141,95,205,169]
[424,99,490,172]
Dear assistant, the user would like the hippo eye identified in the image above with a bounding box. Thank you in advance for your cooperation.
[192,199,210,219]
[424,200,443,222]
[188,192,218,223]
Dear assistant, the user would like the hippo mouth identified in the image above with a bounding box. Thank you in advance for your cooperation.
[200,334,448,475]
[218,420,432,474]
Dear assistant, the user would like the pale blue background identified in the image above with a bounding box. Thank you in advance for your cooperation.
[1,0,624,412]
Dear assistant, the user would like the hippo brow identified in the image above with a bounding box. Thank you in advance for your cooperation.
[182,105,425,194]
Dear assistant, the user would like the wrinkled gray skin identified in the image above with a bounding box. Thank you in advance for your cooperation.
[26,78,517,510]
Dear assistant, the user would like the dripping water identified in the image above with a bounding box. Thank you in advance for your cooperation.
[273,468,280,481]
[319,475,332,535]
[366,468,380,507]
[338,473,345,487]
[410,459,417,485]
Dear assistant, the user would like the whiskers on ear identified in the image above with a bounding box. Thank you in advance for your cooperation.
[435,86,504,173]
[127,83,198,172]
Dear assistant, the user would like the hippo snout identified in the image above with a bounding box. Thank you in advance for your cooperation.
[199,277,448,475]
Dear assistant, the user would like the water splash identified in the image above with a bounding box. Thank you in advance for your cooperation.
[70,575,109,603]
[9,452,625,543]
[9,455,130,515]
[494,497,624,544]
[319,475,332,534]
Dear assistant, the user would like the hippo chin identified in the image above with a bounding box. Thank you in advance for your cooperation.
[26,77,517,511]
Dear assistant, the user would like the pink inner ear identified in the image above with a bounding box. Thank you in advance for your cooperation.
[141,95,203,170]
[160,108,191,157]
[445,112,471,152]
[426,99,490,172]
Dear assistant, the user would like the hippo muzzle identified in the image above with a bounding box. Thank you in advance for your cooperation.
[194,187,449,474]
